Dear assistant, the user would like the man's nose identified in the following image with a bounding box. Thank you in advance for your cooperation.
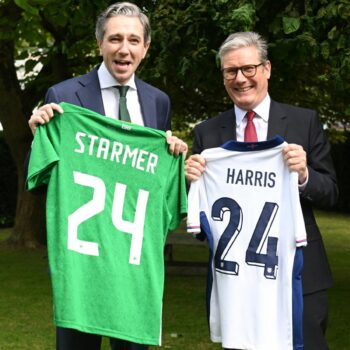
[235,68,247,81]
[119,39,130,53]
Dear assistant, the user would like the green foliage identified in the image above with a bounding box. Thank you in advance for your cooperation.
[260,0,350,134]
[1,0,348,130]
[14,0,38,15]
[282,16,301,34]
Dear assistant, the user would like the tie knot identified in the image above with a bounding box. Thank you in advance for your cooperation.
[117,85,129,97]
[246,110,255,122]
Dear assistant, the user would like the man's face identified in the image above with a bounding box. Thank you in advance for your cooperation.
[222,46,271,110]
[98,15,150,84]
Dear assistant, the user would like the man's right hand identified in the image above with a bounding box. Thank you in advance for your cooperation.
[185,154,206,182]
[28,103,64,135]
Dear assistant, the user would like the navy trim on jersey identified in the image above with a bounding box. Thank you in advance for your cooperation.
[200,211,214,324]
[221,135,285,152]
[292,247,304,349]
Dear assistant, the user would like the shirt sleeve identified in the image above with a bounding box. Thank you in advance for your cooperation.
[186,180,202,234]
[166,153,188,231]
[25,118,60,191]
[290,172,308,247]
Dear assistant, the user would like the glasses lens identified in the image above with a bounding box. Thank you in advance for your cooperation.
[242,65,256,77]
[223,68,237,80]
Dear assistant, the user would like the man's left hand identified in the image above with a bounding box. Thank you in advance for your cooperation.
[283,143,308,184]
[166,130,188,157]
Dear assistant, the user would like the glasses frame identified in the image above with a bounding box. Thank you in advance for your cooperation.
[222,63,264,80]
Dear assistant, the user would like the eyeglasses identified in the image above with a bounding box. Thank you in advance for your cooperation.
[222,63,264,80]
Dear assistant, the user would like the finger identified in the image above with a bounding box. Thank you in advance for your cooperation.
[167,140,176,154]
[173,143,181,156]
[166,133,188,157]
[49,102,64,114]
[37,109,53,122]
[28,116,46,135]
[191,154,206,166]
[173,140,188,156]
[185,158,206,175]
[185,165,203,181]
[34,103,63,120]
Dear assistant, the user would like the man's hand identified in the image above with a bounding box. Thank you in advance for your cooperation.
[166,130,188,157]
[185,154,206,182]
[28,103,64,135]
[283,143,308,184]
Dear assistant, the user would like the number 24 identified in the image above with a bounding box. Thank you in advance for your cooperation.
[67,171,149,265]
[212,197,279,279]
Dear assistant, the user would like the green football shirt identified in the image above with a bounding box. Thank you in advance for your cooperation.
[26,102,187,345]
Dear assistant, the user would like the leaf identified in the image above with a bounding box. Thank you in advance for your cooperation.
[328,26,337,40]
[282,16,301,34]
[14,0,39,16]
[345,105,350,116]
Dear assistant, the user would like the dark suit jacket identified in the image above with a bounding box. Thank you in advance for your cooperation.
[44,65,171,131]
[192,100,338,295]
[26,65,171,189]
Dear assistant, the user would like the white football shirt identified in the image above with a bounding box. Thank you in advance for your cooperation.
[187,136,307,350]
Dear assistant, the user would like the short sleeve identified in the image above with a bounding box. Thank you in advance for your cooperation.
[290,172,307,247]
[166,154,187,231]
[186,180,201,233]
[25,119,60,191]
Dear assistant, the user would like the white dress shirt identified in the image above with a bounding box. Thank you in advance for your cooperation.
[235,94,271,142]
[97,62,144,126]
[234,94,308,187]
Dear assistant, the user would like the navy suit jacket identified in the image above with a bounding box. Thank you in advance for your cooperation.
[191,100,338,295]
[26,65,171,187]
[44,65,171,131]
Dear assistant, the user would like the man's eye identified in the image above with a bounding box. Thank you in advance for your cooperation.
[243,66,254,73]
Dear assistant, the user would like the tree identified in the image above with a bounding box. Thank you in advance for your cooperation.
[0,0,349,246]
[0,0,108,246]
[143,0,350,130]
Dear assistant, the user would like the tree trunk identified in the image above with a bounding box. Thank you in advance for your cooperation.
[0,37,46,247]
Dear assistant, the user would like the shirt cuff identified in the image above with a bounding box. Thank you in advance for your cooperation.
[298,169,309,192]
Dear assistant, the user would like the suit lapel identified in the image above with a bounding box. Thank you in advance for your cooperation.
[218,108,237,143]
[76,67,105,116]
[136,78,157,128]
[267,100,288,139]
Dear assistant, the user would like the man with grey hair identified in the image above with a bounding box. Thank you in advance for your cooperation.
[28,2,187,350]
[185,31,337,350]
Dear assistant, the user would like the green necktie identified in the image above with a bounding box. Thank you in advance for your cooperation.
[117,85,131,122]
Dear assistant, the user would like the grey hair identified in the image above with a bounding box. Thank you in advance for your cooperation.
[95,2,151,44]
[218,32,268,66]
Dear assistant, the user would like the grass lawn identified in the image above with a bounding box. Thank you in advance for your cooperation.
[0,210,349,350]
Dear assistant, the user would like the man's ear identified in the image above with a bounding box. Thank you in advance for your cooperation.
[97,40,103,55]
[142,42,151,59]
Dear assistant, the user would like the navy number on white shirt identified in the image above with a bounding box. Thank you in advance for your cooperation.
[212,198,279,279]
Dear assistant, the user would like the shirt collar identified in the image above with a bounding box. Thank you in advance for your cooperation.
[235,94,271,126]
[97,62,136,90]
